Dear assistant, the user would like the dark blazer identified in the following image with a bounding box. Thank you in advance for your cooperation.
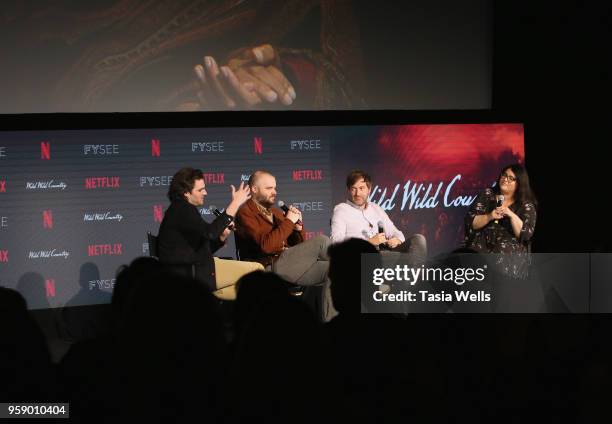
[157,198,233,291]
[235,199,305,266]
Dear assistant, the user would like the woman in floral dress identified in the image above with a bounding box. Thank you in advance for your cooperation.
[465,164,537,279]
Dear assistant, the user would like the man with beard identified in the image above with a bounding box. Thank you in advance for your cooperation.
[235,170,335,321]
[331,169,427,265]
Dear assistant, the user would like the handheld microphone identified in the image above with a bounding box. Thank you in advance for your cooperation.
[210,205,234,230]
[377,221,389,250]
[278,200,302,226]
[209,205,221,216]
[494,195,504,224]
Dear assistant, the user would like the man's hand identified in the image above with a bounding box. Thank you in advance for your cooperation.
[193,44,296,110]
[231,182,251,206]
[225,182,251,217]
[219,228,232,243]
[288,205,303,229]
[386,237,403,249]
[286,208,301,224]
[368,233,387,246]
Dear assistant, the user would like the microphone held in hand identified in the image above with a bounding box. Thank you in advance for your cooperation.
[210,205,234,230]
[209,205,221,216]
[494,195,504,224]
[278,200,302,226]
[377,221,389,250]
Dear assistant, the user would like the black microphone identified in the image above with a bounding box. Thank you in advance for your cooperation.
[494,195,504,224]
[278,200,302,226]
[210,205,234,230]
[376,221,388,250]
[209,205,221,216]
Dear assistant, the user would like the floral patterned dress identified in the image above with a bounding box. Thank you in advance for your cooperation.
[464,188,537,279]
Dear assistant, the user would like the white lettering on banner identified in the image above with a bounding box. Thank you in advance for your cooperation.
[293,201,324,211]
[28,249,70,259]
[290,140,321,150]
[139,176,173,187]
[83,144,120,155]
[241,174,250,181]
[88,279,116,290]
[25,180,68,190]
[1,216,7,228]
[368,174,478,211]
[0,146,6,157]
[191,142,224,152]
[83,212,124,222]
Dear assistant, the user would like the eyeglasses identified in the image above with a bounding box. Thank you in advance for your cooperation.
[500,173,516,182]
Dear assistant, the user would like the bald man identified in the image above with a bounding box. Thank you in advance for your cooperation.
[235,170,336,321]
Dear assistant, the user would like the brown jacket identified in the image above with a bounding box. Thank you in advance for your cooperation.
[235,199,305,265]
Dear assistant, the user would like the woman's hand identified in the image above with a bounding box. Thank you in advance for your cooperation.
[499,206,517,220]
[490,208,504,221]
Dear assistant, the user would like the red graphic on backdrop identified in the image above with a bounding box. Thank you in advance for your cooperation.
[292,170,323,181]
[0,250,8,262]
[153,205,163,223]
[152,139,161,157]
[368,123,525,255]
[43,210,53,229]
[45,279,56,297]
[88,243,123,256]
[254,137,263,155]
[85,177,120,189]
[0,180,5,192]
[41,141,51,160]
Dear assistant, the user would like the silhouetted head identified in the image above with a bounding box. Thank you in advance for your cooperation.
[328,238,380,316]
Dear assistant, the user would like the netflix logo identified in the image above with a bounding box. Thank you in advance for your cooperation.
[45,279,56,297]
[203,173,225,184]
[88,243,123,256]
[0,180,5,192]
[153,205,164,223]
[304,231,325,240]
[254,137,263,154]
[0,250,8,262]
[152,139,161,157]
[292,170,323,181]
[85,177,120,189]
[41,141,51,160]
[43,210,53,229]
